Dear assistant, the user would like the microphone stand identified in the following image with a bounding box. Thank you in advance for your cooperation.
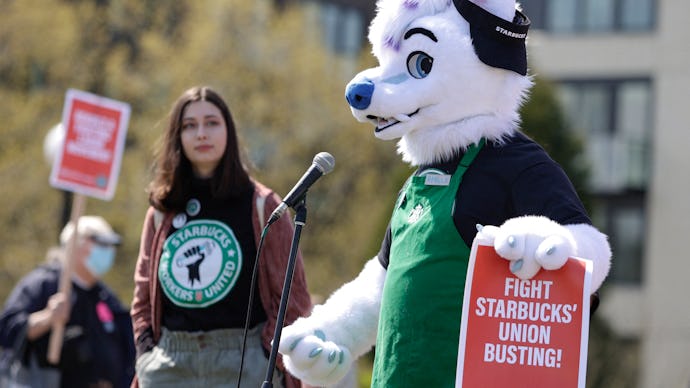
[262,197,307,388]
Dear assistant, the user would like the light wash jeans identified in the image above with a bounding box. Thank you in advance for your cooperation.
[136,324,283,388]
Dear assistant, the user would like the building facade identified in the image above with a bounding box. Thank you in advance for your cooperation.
[520,1,690,386]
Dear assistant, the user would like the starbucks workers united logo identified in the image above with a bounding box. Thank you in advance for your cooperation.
[159,220,242,308]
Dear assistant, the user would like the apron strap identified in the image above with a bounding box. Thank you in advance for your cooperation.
[459,138,485,168]
[451,138,485,186]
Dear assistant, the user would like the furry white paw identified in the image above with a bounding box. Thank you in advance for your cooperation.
[278,325,352,386]
[479,216,575,279]
[475,223,499,245]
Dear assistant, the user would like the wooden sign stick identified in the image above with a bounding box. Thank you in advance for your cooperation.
[47,193,86,364]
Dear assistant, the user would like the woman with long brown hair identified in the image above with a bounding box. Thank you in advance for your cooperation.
[131,86,312,388]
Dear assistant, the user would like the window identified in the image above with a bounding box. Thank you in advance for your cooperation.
[584,0,615,32]
[556,79,652,284]
[519,0,656,33]
[620,0,655,31]
[608,203,645,283]
[557,79,652,192]
[319,3,365,56]
[546,0,577,32]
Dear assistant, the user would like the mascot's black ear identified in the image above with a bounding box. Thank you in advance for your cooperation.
[453,0,530,75]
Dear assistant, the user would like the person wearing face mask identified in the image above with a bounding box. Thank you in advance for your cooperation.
[0,215,135,388]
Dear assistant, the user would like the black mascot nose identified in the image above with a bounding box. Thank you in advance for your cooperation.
[345,78,374,110]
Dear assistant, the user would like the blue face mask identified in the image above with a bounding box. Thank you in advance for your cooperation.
[85,245,115,277]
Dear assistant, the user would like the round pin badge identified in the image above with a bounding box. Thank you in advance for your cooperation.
[186,199,201,216]
[172,213,187,229]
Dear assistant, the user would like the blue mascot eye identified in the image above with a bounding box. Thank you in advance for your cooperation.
[407,51,433,79]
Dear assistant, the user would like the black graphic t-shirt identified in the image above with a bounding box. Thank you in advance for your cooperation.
[160,179,267,331]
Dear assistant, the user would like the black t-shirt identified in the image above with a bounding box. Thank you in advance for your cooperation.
[160,179,267,331]
[378,132,591,268]
[58,283,133,388]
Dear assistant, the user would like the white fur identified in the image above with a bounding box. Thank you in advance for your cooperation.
[477,216,611,291]
[369,0,452,60]
[564,223,612,291]
[369,0,518,60]
[349,7,532,165]
[279,258,385,386]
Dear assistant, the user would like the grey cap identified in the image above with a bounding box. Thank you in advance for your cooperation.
[60,215,121,246]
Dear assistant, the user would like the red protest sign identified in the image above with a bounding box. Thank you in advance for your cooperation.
[49,89,130,200]
[456,241,592,388]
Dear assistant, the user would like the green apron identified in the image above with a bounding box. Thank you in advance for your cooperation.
[372,141,484,387]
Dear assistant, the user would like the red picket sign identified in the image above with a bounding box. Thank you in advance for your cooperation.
[46,89,129,363]
[456,241,592,388]
[49,89,130,201]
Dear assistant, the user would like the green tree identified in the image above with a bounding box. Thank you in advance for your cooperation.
[0,0,401,304]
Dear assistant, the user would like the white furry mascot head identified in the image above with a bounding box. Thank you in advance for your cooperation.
[345,0,532,165]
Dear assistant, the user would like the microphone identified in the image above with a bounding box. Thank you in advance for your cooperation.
[267,152,335,225]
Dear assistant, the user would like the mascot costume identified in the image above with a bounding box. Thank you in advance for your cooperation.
[278,0,612,386]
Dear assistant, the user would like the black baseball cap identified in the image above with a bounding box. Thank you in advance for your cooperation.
[453,0,530,75]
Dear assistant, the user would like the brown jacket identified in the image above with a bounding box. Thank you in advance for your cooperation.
[130,180,312,388]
